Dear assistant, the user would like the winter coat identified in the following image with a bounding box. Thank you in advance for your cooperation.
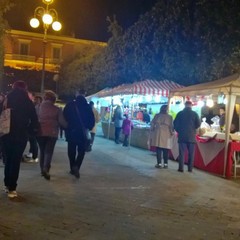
[122,118,133,136]
[113,107,123,128]
[37,100,67,138]
[174,107,201,143]
[63,96,95,144]
[4,88,39,139]
[150,113,174,149]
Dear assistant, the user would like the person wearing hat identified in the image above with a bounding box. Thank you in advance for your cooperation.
[174,101,201,173]
[2,81,39,198]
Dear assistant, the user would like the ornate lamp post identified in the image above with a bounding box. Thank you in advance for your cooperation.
[30,0,62,94]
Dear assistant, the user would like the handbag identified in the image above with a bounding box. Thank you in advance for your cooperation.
[75,104,91,151]
[0,108,11,137]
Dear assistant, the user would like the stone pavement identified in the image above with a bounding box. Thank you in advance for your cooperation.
[0,135,240,240]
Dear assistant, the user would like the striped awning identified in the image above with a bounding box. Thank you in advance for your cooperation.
[96,80,183,97]
[132,80,183,96]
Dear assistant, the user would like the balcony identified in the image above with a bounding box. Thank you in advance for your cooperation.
[4,54,61,72]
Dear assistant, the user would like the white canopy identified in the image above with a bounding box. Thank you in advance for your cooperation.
[170,73,240,177]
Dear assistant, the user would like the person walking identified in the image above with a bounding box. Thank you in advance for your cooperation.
[122,114,133,147]
[174,101,201,173]
[24,95,43,163]
[63,95,95,178]
[113,105,123,144]
[150,105,174,169]
[2,81,39,198]
[36,91,67,180]
[87,101,100,152]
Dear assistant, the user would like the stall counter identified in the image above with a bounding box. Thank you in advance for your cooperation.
[101,121,150,149]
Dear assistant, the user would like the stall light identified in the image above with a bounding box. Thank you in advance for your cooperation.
[130,97,137,104]
[113,96,122,105]
[137,96,143,103]
[154,95,161,103]
[206,99,214,108]
[197,100,205,108]
[223,98,227,104]
[145,95,152,102]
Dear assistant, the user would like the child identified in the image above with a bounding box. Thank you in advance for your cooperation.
[122,114,133,147]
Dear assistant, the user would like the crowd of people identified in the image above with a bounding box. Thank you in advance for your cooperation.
[0,81,99,199]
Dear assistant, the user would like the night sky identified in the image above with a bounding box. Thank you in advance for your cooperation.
[5,0,157,42]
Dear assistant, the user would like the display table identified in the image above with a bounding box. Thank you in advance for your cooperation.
[169,135,239,178]
[101,121,150,149]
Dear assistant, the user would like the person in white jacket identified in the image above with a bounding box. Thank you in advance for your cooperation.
[150,105,174,169]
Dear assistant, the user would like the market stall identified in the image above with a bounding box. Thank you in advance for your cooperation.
[169,73,240,178]
[88,80,183,148]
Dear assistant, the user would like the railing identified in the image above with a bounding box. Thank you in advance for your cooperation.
[5,54,36,62]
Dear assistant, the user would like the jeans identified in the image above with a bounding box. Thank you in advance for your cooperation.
[115,127,122,143]
[123,134,129,146]
[67,141,85,172]
[156,147,169,165]
[3,135,28,191]
[37,136,57,173]
[178,142,195,171]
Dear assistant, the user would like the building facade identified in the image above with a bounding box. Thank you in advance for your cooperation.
[4,29,106,73]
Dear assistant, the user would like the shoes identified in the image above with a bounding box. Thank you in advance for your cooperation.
[3,185,9,193]
[8,190,18,198]
[42,171,50,180]
[26,158,38,163]
[188,170,192,173]
[178,169,184,172]
[155,164,162,169]
[24,153,33,158]
[72,167,80,179]
[115,140,120,144]
[164,164,168,169]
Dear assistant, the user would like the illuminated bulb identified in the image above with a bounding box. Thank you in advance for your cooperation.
[52,21,62,31]
[42,13,53,25]
[197,100,204,108]
[30,18,40,28]
[206,99,214,108]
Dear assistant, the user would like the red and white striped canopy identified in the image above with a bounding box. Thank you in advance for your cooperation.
[97,80,183,97]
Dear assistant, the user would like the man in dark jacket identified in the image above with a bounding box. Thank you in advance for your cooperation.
[2,81,39,198]
[174,101,201,173]
[63,94,95,178]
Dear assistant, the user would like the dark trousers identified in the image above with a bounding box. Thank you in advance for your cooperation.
[37,136,57,173]
[123,134,129,146]
[29,135,38,159]
[115,127,122,143]
[178,142,195,171]
[67,141,85,171]
[156,147,169,165]
[3,135,28,191]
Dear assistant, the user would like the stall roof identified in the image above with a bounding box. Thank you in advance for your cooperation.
[97,80,183,97]
[170,74,240,97]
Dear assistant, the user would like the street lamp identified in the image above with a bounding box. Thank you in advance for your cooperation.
[30,0,62,94]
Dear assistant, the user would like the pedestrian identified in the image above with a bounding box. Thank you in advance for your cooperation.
[0,93,6,164]
[24,95,43,163]
[112,105,123,144]
[36,91,67,180]
[174,101,201,173]
[150,105,174,169]
[87,101,100,152]
[63,94,95,178]
[122,114,133,147]
[2,81,39,198]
